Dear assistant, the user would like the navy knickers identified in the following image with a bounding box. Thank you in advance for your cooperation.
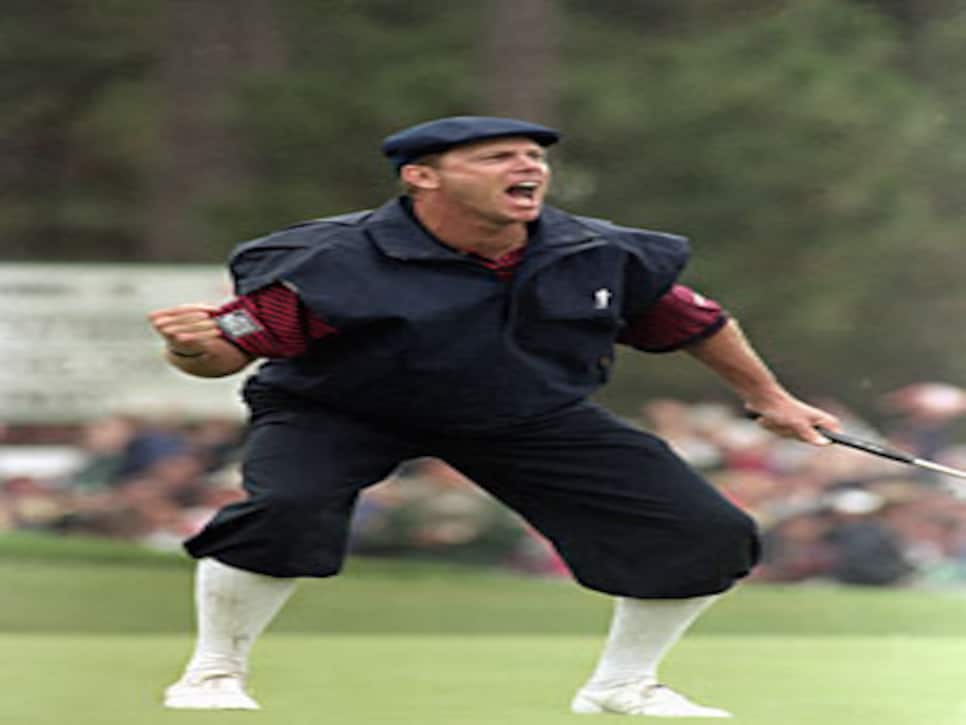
[186,392,760,598]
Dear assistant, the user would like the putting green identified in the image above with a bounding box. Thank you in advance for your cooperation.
[5,633,966,725]
[7,533,966,723]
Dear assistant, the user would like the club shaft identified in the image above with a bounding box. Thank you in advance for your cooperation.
[912,458,966,481]
[815,427,966,480]
[750,416,966,481]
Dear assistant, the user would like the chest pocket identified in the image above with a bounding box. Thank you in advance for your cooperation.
[532,279,622,325]
[515,253,626,381]
[527,249,625,326]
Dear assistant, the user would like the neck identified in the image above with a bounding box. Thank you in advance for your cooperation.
[411,197,529,259]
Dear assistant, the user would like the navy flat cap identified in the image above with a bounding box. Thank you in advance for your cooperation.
[381,116,560,171]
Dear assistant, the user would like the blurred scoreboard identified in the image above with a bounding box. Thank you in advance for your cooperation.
[0,264,247,423]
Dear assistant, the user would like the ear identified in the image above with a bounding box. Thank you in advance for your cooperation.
[400,163,440,191]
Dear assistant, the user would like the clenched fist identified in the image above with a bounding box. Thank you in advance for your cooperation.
[148,304,222,356]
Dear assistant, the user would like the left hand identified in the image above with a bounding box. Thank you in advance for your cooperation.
[747,395,841,445]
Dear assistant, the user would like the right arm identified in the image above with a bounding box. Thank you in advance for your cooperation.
[148,304,254,378]
[148,284,338,378]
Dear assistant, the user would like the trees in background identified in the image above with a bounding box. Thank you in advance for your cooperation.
[3,0,966,413]
[560,1,966,405]
[144,0,284,260]
[1,1,158,260]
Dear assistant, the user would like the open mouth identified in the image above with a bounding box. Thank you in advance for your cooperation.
[505,181,540,201]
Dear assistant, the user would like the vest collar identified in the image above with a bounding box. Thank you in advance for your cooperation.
[366,197,601,261]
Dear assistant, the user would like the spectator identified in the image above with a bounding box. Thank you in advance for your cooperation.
[879,382,966,459]
[821,489,914,586]
[350,458,540,568]
[65,415,137,491]
[6,390,966,593]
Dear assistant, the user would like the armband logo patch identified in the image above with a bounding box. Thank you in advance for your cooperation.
[216,309,263,338]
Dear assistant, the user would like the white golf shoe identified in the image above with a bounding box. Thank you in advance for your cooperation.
[571,683,732,718]
[163,672,260,710]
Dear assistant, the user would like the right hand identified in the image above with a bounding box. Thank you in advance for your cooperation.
[148,304,221,355]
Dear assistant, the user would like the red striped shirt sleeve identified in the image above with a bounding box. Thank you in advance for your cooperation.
[213,283,337,358]
[619,284,727,353]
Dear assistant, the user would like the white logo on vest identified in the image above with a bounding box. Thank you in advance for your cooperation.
[594,288,612,310]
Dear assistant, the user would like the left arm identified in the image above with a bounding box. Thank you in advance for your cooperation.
[685,318,840,445]
[622,286,840,444]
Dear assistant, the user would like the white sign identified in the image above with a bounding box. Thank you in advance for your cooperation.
[0,264,249,423]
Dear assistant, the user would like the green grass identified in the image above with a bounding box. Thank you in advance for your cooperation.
[7,634,966,725]
[7,532,966,724]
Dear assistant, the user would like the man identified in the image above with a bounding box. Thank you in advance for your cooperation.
[149,116,840,717]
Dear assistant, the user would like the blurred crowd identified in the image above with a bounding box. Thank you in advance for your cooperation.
[4,381,966,588]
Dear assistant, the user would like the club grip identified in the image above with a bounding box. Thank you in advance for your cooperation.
[815,426,916,464]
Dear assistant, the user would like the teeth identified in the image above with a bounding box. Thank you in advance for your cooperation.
[507,181,540,200]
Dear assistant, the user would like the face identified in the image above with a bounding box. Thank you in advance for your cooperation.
[410,137,551,225]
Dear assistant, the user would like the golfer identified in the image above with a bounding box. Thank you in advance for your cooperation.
[149,116,840,717]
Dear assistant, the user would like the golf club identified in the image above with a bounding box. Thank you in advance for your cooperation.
[815,426,966,495]
[749,413,966,496]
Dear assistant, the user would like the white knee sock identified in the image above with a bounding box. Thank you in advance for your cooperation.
[584,595,719,690]
[183,558,297,678]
